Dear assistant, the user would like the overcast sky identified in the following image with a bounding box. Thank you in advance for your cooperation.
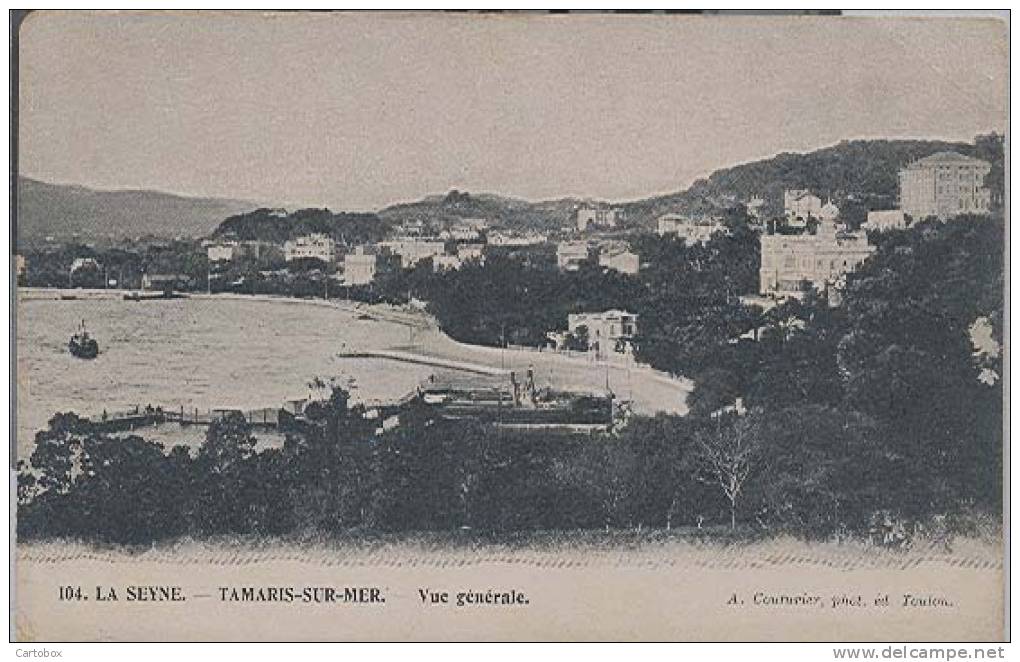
[18,11,1008,211]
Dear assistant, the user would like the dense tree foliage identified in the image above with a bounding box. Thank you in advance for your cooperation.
[214,208,394,245]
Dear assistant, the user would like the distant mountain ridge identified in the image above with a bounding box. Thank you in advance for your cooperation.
[16,177,258,243]
[22,135,1003,245]
[375,136,1004,232]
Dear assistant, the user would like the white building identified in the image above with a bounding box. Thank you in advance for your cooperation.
[343,247,378,286]
[457,244,485,263]
[598,247,640,275]
[656,214,726,244]
[284,234,336,263]
[206,240,260,262]
[577,204,620,232]
[567,310,639,355]
[378,239,446,268]
[863,210,909,233]
[759,222,876,298]
[898,151,992,220]
[556,241,591,271]
[70,257,101,272]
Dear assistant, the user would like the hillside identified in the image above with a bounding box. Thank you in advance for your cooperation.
[16,177,257,244]
[20,135,1003,245]
[375,135,1004,234]
[213,207,392,245]
[378,190,590,233]
[622,135,1005,228]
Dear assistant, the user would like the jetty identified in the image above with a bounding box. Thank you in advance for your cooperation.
[337,348,508,376]
[88,404,285,433]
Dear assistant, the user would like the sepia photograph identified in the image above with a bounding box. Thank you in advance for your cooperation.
[9,9,1009,643]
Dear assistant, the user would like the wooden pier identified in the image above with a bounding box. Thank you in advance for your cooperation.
[89,404,285,433]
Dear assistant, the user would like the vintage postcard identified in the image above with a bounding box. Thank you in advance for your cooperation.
[11,10,1008,642]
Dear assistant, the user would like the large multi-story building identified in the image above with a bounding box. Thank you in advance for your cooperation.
[284,234,336,263]
[656,213,726,244]
[759,222,875,298]
[898,151,991,220]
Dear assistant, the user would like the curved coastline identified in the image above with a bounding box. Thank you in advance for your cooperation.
[16,288,691,433]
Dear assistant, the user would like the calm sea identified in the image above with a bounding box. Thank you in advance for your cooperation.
[15,293,435,456]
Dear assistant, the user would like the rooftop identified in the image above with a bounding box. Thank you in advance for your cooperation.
[908,151,990,168]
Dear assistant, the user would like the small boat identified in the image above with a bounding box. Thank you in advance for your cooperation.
[68,320,99,359]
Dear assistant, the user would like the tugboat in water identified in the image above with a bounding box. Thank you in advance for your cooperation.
[68,319,99,359]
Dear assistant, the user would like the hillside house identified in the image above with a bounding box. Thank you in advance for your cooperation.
[557,241,591,271]
[759,221,875,298]
[567,310,639,356]
[284,234,337,263]
[656,214,726,244]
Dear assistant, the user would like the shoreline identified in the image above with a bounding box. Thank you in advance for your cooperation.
[17,287,692,416]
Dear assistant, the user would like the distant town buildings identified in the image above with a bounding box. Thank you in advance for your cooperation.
[759,221,875,298]
[863,209,909,233]
[440,218,487,241]
[598,246,640,275]
[576,204,620,232]
[456,244,485,263]
[898,151,991,220]
[379,239,446,268]
[656,214,726,244]
[488,231,547,247]
[556,241,591,271]
[398,218,429,237]
[206,240,261,262]
[284,234,336,263]
[567,310,639,356]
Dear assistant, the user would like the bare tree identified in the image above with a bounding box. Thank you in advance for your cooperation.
[693,414,763,530]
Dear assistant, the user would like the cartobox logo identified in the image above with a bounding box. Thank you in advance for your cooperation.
[15,650,63,658]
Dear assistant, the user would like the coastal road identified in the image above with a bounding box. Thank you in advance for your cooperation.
[374,324,692,416]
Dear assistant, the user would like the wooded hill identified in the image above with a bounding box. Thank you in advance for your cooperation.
[621,134,1005,228]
